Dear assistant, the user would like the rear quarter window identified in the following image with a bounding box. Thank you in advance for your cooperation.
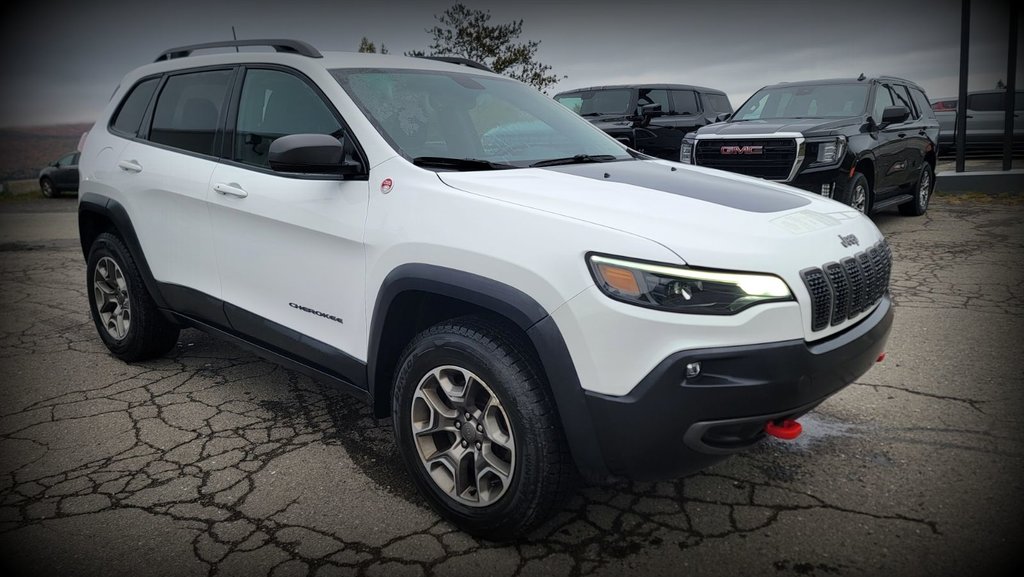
[110,78,160,136]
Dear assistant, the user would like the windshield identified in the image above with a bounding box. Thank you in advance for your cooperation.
[734,84,869,120]
[555,89,632,116]
[332,69,631,167]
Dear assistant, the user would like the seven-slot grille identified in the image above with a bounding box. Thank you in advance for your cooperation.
[800,239,892,331]
[694,138,799,181]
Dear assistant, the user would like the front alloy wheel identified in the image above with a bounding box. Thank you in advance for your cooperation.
[411,365,515,507]
[392,317,573,540]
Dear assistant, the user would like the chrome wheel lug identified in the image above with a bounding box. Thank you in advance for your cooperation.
[464,412,471,420]
[475,442,482,450]
[455,421,462,429]
[476,424,483,432]
[461,440,468,448]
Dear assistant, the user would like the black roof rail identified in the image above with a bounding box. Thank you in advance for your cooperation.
[155,39,322,62]
[418,56,494,73]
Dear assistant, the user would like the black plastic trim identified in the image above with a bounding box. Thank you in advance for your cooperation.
[78,192,168,309]
[584,296,893,480]
[367,263,611,481]
[171,313,368,403]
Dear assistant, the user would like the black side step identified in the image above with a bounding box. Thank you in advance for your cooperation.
[872,193,914,212]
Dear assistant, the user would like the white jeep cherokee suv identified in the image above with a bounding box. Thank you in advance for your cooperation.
[79,39,893,539]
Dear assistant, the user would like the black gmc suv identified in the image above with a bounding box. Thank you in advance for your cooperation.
[555,84,733,160]
[681,76,939,216]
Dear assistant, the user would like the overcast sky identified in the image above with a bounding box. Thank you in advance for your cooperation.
[0,0,1018,127]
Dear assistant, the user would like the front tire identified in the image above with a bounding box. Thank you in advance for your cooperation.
[899,163,933,216]
[840,172,872,214]
[40,178,58,198]
[392,317,572,540]
[87,232,179,361]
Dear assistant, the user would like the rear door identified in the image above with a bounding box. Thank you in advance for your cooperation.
[206,66,369,374]
[112,67,234,308]
[966,92,1006,146]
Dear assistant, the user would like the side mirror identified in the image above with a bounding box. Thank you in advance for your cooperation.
[268,134,361,175]
[880,105,909,127]
[715,112,732,123]
[631,103,664,127]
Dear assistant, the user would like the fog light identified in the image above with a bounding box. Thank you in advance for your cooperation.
[685,362,701,379]
[820,183,833,198]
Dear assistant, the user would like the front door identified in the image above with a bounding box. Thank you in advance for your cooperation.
[206,66,369,379]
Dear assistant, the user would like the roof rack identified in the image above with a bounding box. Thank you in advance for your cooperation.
[418,56,494,73]
[155,39,322,62]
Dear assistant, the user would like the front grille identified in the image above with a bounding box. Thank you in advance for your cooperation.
[800,239,892,331]
[694,138,798,181]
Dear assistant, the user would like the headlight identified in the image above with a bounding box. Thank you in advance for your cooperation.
[679,139,694,164]
[811,136,847,166]
[587,254,792,315]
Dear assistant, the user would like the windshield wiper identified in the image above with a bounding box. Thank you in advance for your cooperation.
[412,157,516,171]
[530,154,620,167]
[580,112,608,117]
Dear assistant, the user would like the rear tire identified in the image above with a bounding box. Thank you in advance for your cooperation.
[40,178,58,198]
[839,172,872,214]
[392,316,573,541]
[899,163,933,216]
[87,232,179,361]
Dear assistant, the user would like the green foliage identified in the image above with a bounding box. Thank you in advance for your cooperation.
[411,3,563,92]
[358,37,388,54]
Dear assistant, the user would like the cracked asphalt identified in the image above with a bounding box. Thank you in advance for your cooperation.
[0,196,1021,577]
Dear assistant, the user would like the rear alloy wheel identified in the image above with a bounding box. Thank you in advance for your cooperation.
[899,163,933,216]
[392,317,573,540]
[87,232,180,361]
[40,178,58,198]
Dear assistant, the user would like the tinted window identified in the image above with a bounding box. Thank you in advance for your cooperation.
[56,153,76,167]
[702,93,733,114]
[871,85,895,122]
[738,84,868,120]
[670,90,699,115]
[149,70,232,156]
[555,89,633,115]
[638,89,670,114]
[968,93,1003,111]
[111,78,159,136]
[891,85,917,118]
[235,69,343,168]
[910,88,935,119]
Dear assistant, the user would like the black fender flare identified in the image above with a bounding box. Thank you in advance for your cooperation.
[367,263,611,482]
[78,192,168,309]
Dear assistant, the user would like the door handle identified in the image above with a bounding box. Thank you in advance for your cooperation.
[117,160,142,173]
[213,182,248,198]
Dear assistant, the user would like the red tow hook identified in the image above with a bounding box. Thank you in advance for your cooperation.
[876,352,887,363]
[765,419,803,440]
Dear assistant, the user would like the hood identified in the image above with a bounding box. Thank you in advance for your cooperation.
[697,117,862,137]
[436,159,883,276]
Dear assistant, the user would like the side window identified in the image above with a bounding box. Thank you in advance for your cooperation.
[234,69,343,168]
[910,88,936,119]
[670,90,699,115]
[871,85,895,122]
[638,89,671,114]
[892,85,917,118]
[110,78,160,137]
[702,93,733,114]
[149,69,233,156]
[57,153,77,167]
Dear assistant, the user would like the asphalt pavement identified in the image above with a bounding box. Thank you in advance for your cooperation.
[0,195,1021,577]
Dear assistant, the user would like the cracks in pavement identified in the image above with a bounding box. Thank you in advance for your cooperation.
[1,200,1022,577]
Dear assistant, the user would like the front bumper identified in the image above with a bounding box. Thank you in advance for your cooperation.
[584,295,893,481]
[786,164,854,199]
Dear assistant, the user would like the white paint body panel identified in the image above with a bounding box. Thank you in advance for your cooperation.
[80,49,888,399]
